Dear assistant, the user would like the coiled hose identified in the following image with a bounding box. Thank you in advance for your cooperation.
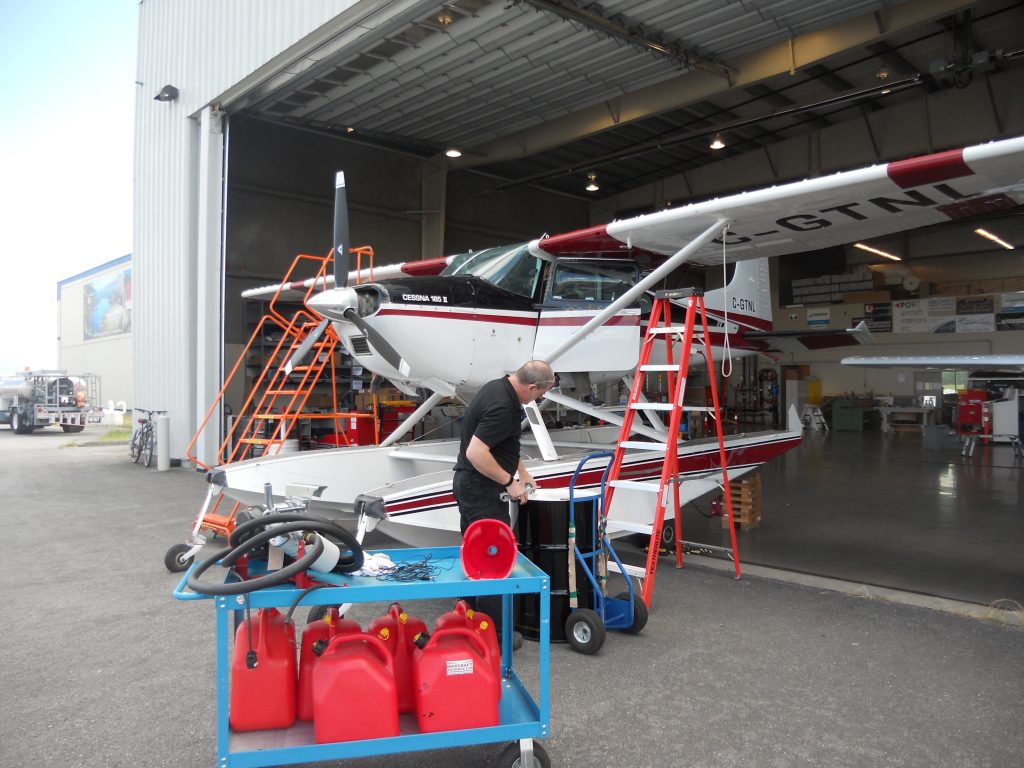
[186,512,364,595]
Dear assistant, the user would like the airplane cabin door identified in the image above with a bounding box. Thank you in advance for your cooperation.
[532,259,641,372]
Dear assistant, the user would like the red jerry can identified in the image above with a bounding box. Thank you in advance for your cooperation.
[434,600,500,676]
[297,608,361,722]
[413,627,500,733]
[312,633,399,743]
[368,603,428,714]
[229,608,297,731]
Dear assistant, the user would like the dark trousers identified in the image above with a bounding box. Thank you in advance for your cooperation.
[454,469,513,634]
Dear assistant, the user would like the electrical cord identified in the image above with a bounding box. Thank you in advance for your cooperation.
[187,513,364,595]
[374,553,457,582]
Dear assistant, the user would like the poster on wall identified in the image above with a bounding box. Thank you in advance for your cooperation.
[997,292,1024,331]
[83,267,132,340]
[892,299,957,334]
[806,307,830,327]
[854,302,892,332]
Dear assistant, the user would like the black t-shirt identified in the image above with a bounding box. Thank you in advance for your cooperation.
[453,376,523,478]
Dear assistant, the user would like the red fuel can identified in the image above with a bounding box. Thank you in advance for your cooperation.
[434,600,500,676]
[368,603,428,714]
[312,633,399,743]
[230,608,297,732]
[297,608,361,722]
[413,627,500,733]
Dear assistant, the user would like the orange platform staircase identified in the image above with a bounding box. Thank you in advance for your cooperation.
[601,288,742,608]
[182,248,379,544]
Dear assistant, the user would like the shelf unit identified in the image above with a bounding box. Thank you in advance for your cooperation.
[174,547,551,767]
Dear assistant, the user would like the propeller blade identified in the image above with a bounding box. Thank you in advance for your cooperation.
[343,308,405,374]
[333,171,349,287]
[283,319,330,375]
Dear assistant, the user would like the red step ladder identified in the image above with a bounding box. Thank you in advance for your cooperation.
[601,288,742,608]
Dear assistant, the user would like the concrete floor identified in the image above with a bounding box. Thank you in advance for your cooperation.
[1,425,1022,768]
[667,427,1024,607]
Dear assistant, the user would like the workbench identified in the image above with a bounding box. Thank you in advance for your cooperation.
[174,546,551,767]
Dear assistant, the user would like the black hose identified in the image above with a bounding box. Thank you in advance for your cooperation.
[187,513,364,596]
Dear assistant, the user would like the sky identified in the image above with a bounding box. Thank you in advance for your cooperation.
[0,1,137,374]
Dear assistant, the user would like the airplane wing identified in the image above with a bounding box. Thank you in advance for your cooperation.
[842,354,1024,369]
[532,136,1024,265]
[747,321,873,354]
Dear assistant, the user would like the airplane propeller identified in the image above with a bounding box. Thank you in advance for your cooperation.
[328,169,406,376]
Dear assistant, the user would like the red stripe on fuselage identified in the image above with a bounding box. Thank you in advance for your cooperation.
[376,308,537,325]
[539,314,639,326]
[887,148,972,189]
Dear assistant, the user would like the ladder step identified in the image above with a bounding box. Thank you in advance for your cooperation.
[605,521,655,535]
[266,389,301,395]
[648,326,703,335]
[630,402,674,411]
[638,364,679,372]
[620,441,668,451]
[240,438,274,445]
[609,479,662,493]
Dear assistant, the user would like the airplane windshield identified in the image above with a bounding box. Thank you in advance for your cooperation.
[441,243,541,298]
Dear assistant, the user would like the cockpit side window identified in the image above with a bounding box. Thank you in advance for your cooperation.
[548,260,639,304]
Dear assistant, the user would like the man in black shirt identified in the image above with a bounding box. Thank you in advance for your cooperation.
[454,360,555,646]
[453,359,556,532]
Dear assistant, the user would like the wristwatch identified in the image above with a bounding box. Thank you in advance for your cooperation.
[504,475,516,487]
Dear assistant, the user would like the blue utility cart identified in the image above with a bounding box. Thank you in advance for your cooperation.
[174,546,551,767]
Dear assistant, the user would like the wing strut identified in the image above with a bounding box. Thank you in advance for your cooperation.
[544,218,730,366]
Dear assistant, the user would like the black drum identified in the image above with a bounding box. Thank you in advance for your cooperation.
[515,491,599,643]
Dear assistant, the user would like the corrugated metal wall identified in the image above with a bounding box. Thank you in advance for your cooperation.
[133,0,358,458]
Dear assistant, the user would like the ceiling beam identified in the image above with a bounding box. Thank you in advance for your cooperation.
[454,0,978,168]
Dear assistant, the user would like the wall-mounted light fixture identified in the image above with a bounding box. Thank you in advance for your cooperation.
[974,228,1014,250]
[585,173,600,192]
[854,242,901,261]
[709,133,725,150]
[153,85,179,102]
[445,148,462,158]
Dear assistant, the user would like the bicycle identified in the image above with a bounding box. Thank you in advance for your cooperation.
[130,408,166,467]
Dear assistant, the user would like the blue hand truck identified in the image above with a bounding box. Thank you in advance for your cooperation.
[563,451,648,654]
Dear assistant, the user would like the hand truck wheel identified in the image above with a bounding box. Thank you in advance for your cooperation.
[564,608,606,655]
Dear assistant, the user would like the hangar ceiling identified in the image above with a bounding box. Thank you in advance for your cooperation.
[229,0,1024,204]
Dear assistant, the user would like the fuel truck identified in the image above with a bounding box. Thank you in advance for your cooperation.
[0,370,100,434]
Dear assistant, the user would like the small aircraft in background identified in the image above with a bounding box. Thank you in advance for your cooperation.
[206,135,1024,546]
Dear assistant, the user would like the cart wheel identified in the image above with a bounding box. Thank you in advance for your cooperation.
[615,591,649,634]
[498,741,550,768]
[306,605,332,624]
[660,520,675,547]
[164,543,193,573]
[564,609,605,655]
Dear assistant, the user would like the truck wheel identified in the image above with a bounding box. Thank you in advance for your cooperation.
[11,409,31,435]
[61,425,85,433]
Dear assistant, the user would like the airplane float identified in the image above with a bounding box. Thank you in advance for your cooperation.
[204,135,1024,548]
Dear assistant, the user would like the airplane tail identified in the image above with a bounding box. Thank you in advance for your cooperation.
[703,257,772,330]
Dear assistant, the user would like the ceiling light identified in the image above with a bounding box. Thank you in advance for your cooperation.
[437,11,453,25]
[974,228,1014,250]
[585,173,600,192]
[876,65,890,80]
[445,148,462,158]
[345,126,355,133]
[709,133,725,150]
[854,242,902,261]
[153,84,179,102]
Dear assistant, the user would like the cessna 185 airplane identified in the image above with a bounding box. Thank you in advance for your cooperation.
[205,135,1024,547]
